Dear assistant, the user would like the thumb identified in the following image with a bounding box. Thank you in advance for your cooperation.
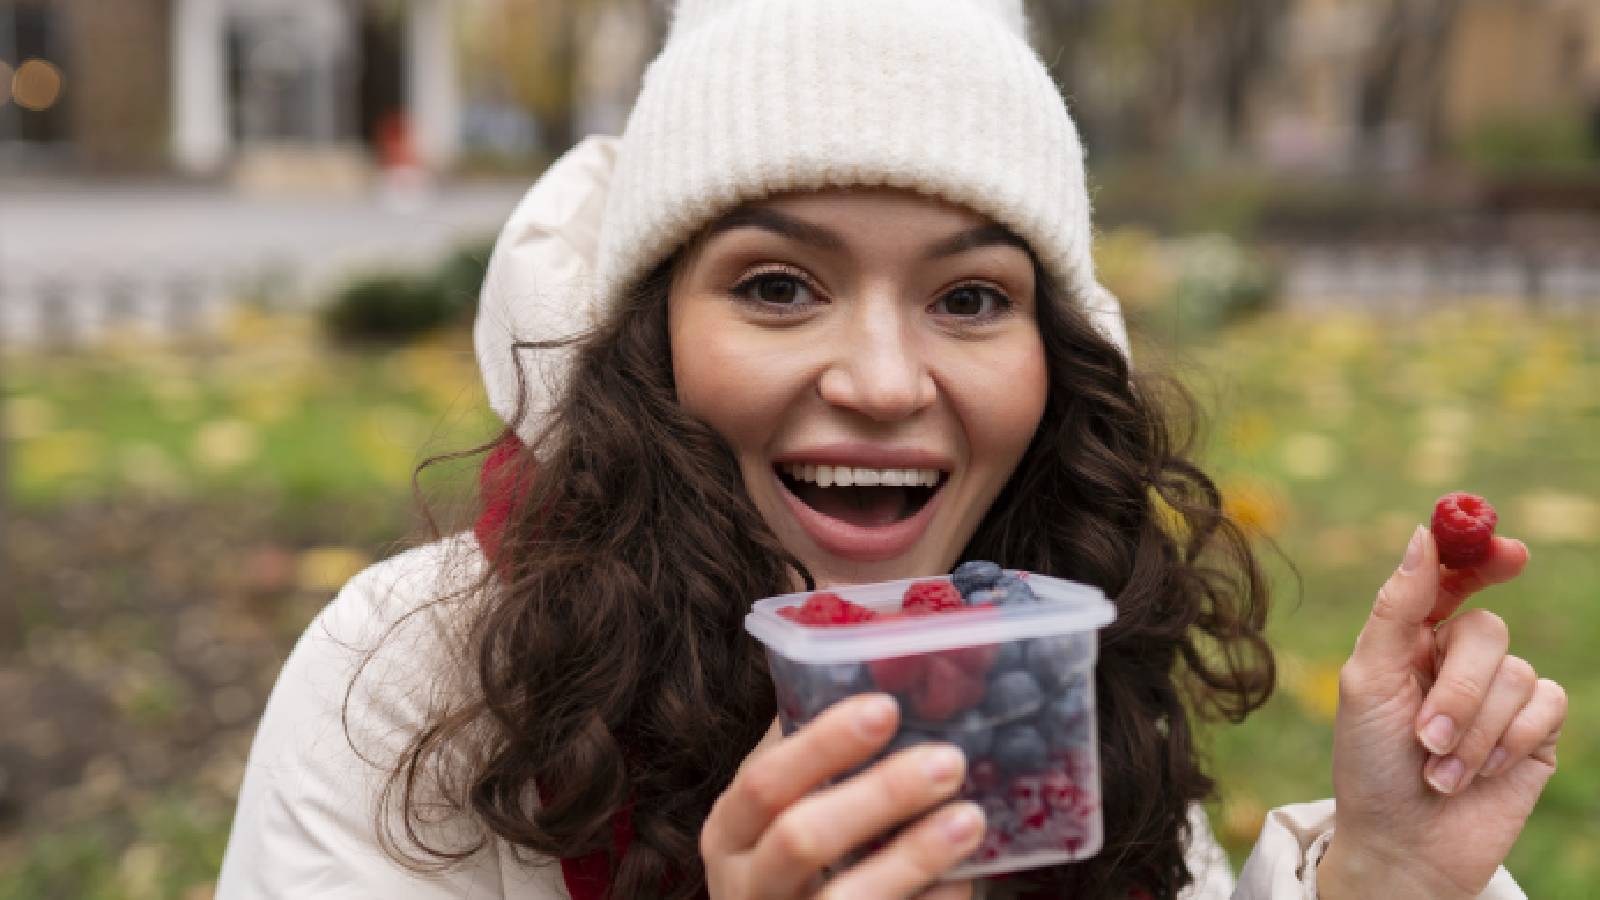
[1351,525,1441,671]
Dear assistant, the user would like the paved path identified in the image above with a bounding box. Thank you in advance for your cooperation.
[0,180,526,344]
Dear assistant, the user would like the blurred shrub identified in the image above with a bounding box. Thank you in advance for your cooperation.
[1097,228,1278,341]
[1455,111,1598,174]
[322,237,495,345]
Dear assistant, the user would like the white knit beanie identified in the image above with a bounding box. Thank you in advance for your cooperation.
[475,0,1129,446]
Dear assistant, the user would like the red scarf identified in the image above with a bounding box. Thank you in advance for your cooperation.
[474,434,630,900]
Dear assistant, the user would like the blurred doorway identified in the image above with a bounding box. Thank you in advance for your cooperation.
[357,4,406,155]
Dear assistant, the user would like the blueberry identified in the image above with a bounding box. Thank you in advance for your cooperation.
[951,560,1004,598]
[992,723,1049,774]
[993,574,1038,606]
[1040,687,1091,749]
[796,662,869,718]
[983,670,1044,721]
[988,641,1026,675]
[1025,634,1092,690]
[943,709,995,761]
[966,586,1004,606]
[884,727,938,758]
[842,724,930,782]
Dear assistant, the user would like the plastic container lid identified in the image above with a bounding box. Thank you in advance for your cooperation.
[745,573,1114,665]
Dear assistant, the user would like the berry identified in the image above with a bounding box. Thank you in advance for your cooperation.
[1025,634,1091,690]
[969,574,1037,608]
[944,709,995,761]
[868,654,924,693]
[988,640,1026,674]
[884,727,938,757]
[908,655,987,721]
[940,642,1000,678]
[1431,492,1498,569]
[802,662,870,714]
[983,670,1044,720]
[996,574,1038,605]
[901,579,964,614]
[964,758,1001,795]
[992,723,1049,774]
[1008,774,1046,819]
[951,560,1004,597]
[1041,686,1091,749]
[1041,769,1079,810]
[784,591,879,626]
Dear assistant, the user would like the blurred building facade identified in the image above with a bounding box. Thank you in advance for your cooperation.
[0,0,459,179]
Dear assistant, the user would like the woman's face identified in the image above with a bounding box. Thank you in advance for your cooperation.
[668,188,1048,588]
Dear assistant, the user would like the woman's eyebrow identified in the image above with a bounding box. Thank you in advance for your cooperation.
[921,222,1030,260]
[703,207,1029,260]
[705,207,848,253]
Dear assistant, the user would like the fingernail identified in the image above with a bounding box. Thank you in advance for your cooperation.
[921,746,965,785]
[1400,525,1426,574]
[854,696,896,738]
[1420,715,1456,754]
[1484,747,1508,776]
[1427,755,1464,794]
[942,803,983,845]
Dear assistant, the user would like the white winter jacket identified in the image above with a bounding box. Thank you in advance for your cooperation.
[215,537,1526,899]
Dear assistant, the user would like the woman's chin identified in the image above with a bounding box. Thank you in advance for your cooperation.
[799,546,953,590]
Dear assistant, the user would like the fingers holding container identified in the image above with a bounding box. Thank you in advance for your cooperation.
[702,694,980,899]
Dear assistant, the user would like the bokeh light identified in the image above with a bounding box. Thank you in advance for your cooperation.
[13,58,64,112]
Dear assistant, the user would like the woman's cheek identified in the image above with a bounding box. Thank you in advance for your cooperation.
[953,341,1048,454]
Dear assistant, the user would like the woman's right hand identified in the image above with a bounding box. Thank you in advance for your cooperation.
[701,693,985,899]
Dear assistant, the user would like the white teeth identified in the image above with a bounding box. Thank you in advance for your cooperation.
[782,464,944,487]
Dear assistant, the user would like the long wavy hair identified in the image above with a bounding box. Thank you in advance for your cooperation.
[361,244,1275,899]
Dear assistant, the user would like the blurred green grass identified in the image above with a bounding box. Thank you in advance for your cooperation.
[5,311,499,526]
[3,304,1597,896]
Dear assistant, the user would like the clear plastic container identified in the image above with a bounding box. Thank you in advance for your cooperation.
[744,572,1115,879]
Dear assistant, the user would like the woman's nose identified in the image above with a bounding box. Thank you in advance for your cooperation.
[816,303,936,422]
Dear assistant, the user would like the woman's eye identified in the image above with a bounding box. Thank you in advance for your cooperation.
[732,271,817,312]
[934,285,1010,319]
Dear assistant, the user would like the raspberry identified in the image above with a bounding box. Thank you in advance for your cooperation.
[901,579,964,614]
[867,654,924,693]
[907,655,987,720]
[1431,492,1498,569]
[940,643,999,678]
[784,592,878,626]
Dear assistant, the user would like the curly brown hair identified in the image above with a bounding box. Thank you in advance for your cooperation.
[362,247,1275,900]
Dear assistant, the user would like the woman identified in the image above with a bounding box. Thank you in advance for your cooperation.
[217,1,1565,897]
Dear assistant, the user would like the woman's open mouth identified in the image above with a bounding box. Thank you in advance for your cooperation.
[774,463,949,562]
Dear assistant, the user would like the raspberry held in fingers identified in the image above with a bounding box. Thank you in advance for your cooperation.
[1431,492,1498,569]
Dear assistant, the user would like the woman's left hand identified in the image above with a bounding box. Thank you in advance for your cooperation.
[1319,527,1566,900]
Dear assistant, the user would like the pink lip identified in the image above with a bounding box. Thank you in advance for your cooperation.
[771,449,949,563]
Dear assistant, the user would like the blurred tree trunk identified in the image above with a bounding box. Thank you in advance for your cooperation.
[1030,0,1287,158]
[1357,0,1466,166]
[541,0,583,153]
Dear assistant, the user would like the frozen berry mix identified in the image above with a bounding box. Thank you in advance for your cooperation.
[753,562,1109,875]
[1431,492,1498,569]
